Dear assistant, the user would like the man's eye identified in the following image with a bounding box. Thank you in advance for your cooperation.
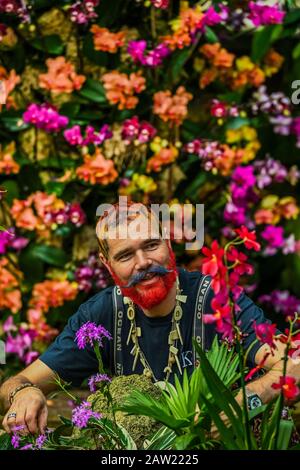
[146,242,159,249]
[119,254,132,261]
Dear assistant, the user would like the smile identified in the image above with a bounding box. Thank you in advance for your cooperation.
[139,274,159,285]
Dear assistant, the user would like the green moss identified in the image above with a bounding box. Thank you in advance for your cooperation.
[74,375,162,449]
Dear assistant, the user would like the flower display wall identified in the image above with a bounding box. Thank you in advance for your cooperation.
[0,0,300,376]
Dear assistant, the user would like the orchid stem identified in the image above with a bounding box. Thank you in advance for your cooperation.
[150,6,157,39]
[274,320,292,449]
[224,247,252,450]
[94,342,104,374]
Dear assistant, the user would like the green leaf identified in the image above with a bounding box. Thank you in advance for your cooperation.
[261,395,282,449]
[19,246,44,284]
[184,173,207,201]
[218,91,243,104]
[169,49,191,84]
[115,422,137,450]
[1,180,19,204]
[78,78,107,104]
[0,113,28,132]
[91,417,137,450]
[165,375,190,418]
[276,419,294,450]
[205,337,240,388]
[31,34,64,55]
[118,389,188,429]
[5,41,26,73]
[54,225,72,237]
[58,415,73,427]
[290,442,300,450]
[52,424,73,444]
[144,426,176,450]
[18,165,42,192]
[292,43,300,60]
[44,181,65,197]
[29,244,69,267]
[0,432,14,450]
[200,394,240,450]
[248,404,267,421]
[82,33,108,67]
[181,120,202,141]
[96,0,129,27]
[251,25,282,63]
[204,26,219,43]
[59,103,81,118]
[174,433,199,450]
[34,0,57,9]
[225,117,251,130]
[194,341,246,446]
[284,9,300,25]
[76,110,104,122]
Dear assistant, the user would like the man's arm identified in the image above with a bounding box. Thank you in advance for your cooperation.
[0,359,58,435]
[242,338,300,404]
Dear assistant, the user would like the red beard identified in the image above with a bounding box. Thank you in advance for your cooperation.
[109,247,177,310]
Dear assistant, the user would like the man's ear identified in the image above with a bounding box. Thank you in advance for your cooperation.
[99,253,113,276]
[165,238,172,251]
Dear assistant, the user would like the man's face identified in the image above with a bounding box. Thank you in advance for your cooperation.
[99,212,177,309]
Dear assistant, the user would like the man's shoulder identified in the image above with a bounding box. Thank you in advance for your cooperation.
[178,267,209,284]
[84,285,115,306]
[78,285,115,320]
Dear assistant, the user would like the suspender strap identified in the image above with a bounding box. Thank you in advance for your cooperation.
[112,286,125,376]
[192,275,212,367]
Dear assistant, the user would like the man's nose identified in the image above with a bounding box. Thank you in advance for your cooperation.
[134,249,152,271]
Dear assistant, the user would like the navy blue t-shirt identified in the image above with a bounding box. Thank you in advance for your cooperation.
[39,268,273,387]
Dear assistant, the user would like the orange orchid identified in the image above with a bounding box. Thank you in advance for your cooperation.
[161,6,203,50]
[200,43,235,68]
[11,197,39,231]
[198,45,267,90]
[254,196,299,225]
[254,209,275,225]
[39,57,86,94]
[199,67,218,89]
[153,86,192,125]
[0,66,20,109]
[76,148,118,185]
[278,197,300,220]
[29,280,78,314]
[146,145,179,172]
[11,191,67,235]
[90,25,125,53]
[263,49,284,77]
[0,142,20,175]
[27,308,59,342]
[102,70,146,110]
[162,30,192,50]
[0,258,22,314]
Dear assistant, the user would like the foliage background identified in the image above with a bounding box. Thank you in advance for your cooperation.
[0,0,300,379]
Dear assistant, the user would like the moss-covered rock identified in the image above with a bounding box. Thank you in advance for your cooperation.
[74,375,162,449]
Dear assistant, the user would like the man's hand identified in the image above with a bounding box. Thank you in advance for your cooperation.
[2,388,48,436]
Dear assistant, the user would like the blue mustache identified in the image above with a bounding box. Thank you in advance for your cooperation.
[123,265,173,288]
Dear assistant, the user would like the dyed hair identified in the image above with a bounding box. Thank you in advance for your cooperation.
[96,201,163,260]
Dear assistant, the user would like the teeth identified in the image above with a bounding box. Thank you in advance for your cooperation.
[144,273,155,280]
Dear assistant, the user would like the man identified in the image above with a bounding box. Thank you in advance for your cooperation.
[1,201,299,436]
